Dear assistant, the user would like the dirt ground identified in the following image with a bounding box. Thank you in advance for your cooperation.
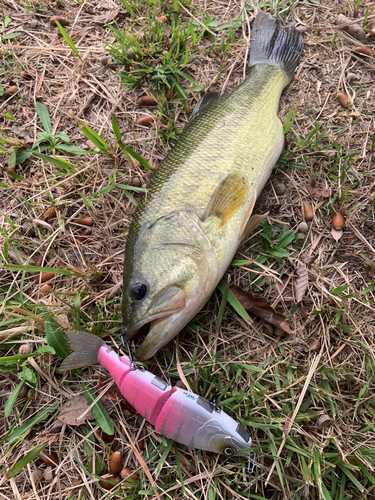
[1,0,375,499]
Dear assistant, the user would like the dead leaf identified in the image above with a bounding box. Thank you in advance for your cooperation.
[303,253,318,267]
[96,377,135,414]
[289,258,308,303]
[57,395,93,426]
[307,185,331,200]
[331,228,343,242]
[230,285,293,334]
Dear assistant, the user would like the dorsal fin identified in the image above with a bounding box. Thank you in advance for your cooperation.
[202,173,248,225]
[189,92,223,121]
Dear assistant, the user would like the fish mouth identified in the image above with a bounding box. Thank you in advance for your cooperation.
[126,310,178,342]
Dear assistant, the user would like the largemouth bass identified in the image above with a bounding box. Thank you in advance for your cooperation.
[122,12,304,360]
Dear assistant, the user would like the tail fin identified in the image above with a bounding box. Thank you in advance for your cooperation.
[249,12,304,81]
[60,331,105,370]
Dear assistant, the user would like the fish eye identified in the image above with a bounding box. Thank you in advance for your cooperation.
[131,283,148,301]
[223,447,235,456]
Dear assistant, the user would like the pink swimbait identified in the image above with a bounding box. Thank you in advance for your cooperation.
[60,331,252,457]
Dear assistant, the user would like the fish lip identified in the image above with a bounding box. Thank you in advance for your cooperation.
[125,308,182,341]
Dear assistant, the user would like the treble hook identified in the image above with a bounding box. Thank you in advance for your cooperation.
[120,327,143,371]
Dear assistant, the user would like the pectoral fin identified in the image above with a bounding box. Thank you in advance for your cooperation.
[203,173,248,225]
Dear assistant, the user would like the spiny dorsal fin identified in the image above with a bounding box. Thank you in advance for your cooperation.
[203,173,248,225]
[189,92,223,121]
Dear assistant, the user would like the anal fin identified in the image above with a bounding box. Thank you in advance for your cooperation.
[203,173,248,225]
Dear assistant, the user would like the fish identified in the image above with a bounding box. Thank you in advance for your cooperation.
[60,331,252,457]
[122,12,304,360]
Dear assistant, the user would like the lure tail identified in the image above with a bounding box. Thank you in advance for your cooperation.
[249,11,304,81]
[60,331,105,370]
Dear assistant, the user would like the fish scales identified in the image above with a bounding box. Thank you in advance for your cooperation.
[122,12,304,360]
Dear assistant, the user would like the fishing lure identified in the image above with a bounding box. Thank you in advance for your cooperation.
[60,331,252,457]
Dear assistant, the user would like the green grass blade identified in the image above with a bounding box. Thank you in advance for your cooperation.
[119,141,153,171]
[55,20,81,59]
[33,152,75,169]
[6,264,83,276]
[5,401,59,444]
[78,123,110,153]
[4,381,25,418]
[84,388,114,435]
[6,442,48,479]
[217,280,250,322]
[35,102,52,134]
[45,319,70,359]
[111,114,122,141]
[216,283,229,330]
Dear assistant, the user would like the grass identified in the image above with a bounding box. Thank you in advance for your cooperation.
[1,0,375,499]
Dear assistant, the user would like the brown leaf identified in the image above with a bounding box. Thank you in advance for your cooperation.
[57,395,93,426]
[303,253,318,267]
[289,258,308,303]
[230,285,293,334]
[307,185,331,200]
[96,376,135,414]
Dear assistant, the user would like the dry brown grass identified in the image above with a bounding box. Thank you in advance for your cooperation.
[1,0,375,499]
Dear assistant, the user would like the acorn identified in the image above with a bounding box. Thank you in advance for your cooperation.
[332,211,345,231]
[137,114,156,126]
[21,69,37,80]
[50,16,67,26]
[3,86,18,98]
[302,202,314,221]
[43,466,53,481]
[347,458,360,479]
[353,46,371,56]
[274,183,286,195]
[37,283,52,297]
[34,254,44,267]
[336,92,350,107]
[120,467,139,481]
[36,272,56,284]
[43,207,56,221]
[38,450,59,467]
[109,451,123,475]
[262,323,274,336]
[74,217,93,226]
[137,95,157,107]
[126,48,136,59]
[95,429,115,443]
[316,415,331,428]
[19,344,33,355]
[99,475,120,490]
[136,432,145,452]
[77,228,92,243]
[309,338,320,352]
[131,177,142,187]
[157,15,168,23]
[298,222,309,234]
